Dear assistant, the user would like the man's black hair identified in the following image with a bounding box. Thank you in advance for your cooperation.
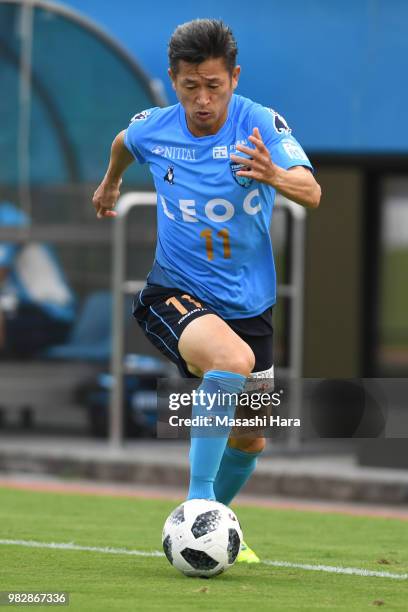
[168,19,238,75]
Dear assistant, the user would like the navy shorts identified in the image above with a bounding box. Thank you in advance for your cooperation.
[132,284,273,377]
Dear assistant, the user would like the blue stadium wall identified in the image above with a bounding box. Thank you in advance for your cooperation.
[63,0,407,154]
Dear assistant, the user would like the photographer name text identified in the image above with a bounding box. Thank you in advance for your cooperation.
[168,415,300,427]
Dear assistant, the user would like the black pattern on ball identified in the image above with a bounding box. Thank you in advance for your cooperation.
[181,548,219,570]
[227,528,241,564]
[169,504,185,525]
[163,534,173,563]
[191,510,221,539]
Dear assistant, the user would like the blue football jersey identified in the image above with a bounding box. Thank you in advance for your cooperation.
[124,95,312,319]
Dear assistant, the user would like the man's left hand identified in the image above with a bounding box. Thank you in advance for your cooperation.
[230,127,278,185]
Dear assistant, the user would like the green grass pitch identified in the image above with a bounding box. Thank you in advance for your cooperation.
[1,487,407,611]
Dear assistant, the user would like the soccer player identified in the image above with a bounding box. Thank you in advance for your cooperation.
[93,19,321,563]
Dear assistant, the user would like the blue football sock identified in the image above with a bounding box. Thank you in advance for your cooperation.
[187,370,246,500]
[214,444,262,506]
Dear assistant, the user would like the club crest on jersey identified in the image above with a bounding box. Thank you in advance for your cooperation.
[164,166,175,185]
[230,162,252,188]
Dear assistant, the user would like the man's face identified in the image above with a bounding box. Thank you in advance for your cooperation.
[169,57,240,137]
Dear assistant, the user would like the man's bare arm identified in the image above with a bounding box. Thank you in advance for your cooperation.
[268,165,321,209]
[92,130,135,219]
[230,127,321,209]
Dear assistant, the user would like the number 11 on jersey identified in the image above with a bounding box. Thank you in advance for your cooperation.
[200,228,231,261]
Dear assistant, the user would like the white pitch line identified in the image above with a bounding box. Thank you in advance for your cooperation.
[1,539,407,581]
[0,539,164,557]
[262,560,408,580]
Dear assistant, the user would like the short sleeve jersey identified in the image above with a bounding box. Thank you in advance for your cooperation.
[124,94,312,319]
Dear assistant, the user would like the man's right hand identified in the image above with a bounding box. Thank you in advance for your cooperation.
[92,178,122,219]
[92,130,134,219]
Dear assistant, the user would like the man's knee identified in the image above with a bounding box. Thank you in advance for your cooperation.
[228,435,266,454]
[187,347,255,378]
[210,345,255,377]
[179,314,255,378]
[187,345,255,378]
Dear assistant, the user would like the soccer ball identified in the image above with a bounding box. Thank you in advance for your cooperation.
[162,499,242,577]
